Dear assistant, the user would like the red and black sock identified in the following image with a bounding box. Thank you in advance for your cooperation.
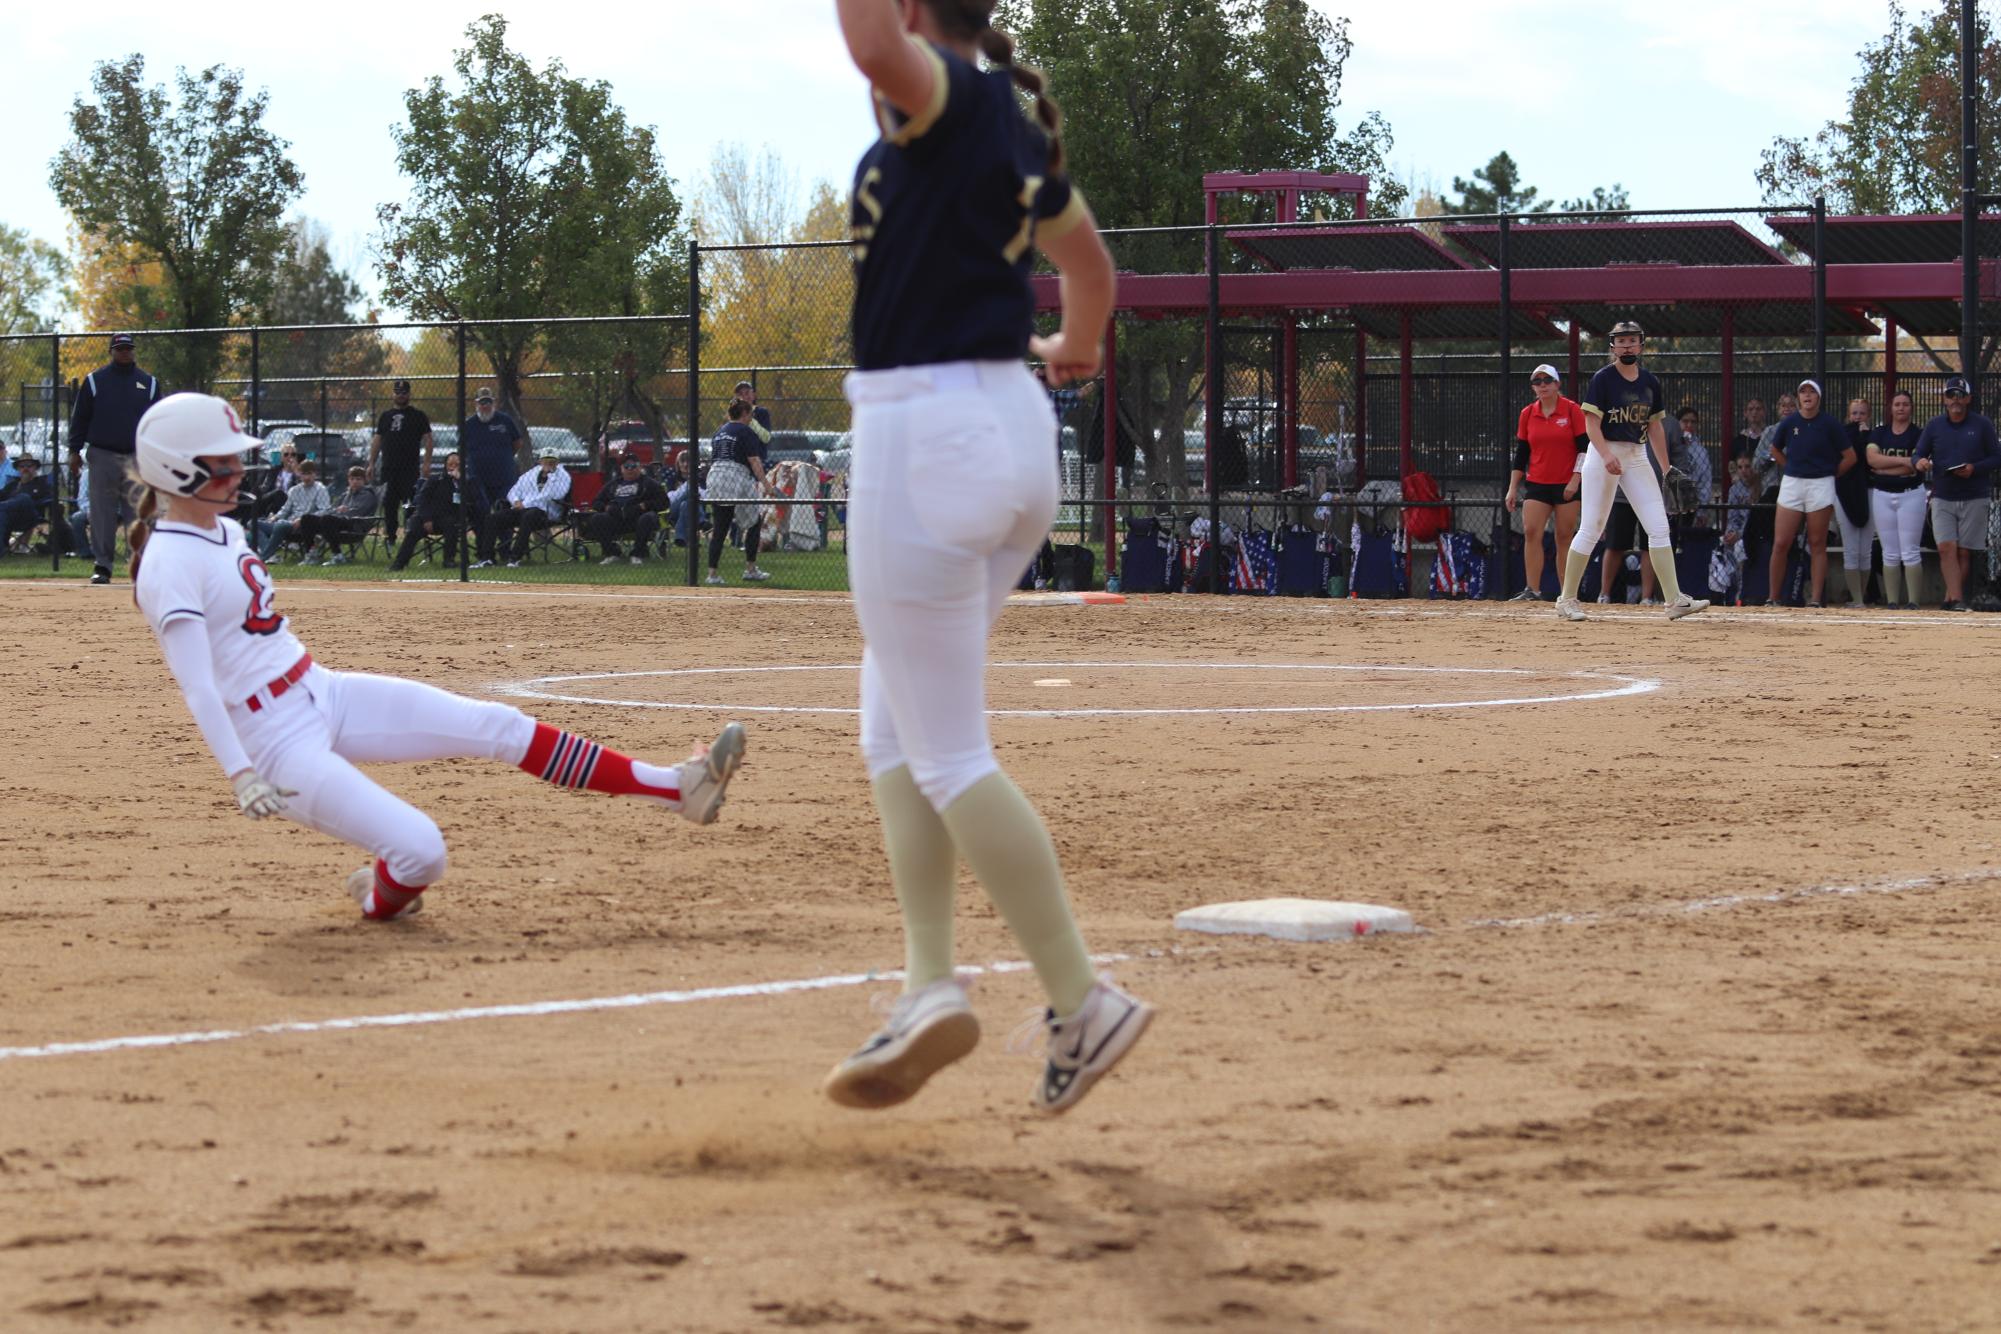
[364,857,426,921]
[518,723,681,804]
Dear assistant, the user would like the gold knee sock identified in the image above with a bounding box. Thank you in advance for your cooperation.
[873,766,958,990]
[1646,546,1682,601]
[1559,547,1591,602]
[1882,564,1905,604]
[939,773,1096,1016]
[1843,568,1865,605]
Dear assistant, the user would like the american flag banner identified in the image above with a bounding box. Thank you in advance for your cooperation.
[1231,530,1279,595]
[1428,531,1488,600]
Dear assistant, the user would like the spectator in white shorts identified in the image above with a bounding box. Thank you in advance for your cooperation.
[1763,380,1855,607]
[1865,389,1925,609]
[1912,375,2001,610]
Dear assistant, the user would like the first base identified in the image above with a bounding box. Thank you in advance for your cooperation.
[1173,897,1416,943]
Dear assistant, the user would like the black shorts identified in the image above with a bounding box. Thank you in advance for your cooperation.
[1520,480,1573,507]
[1607,498,1649,549]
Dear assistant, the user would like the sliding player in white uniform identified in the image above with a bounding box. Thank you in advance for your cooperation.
[1554,321,1711,622]
[823,0,1151,1115]
[128,392,746,920]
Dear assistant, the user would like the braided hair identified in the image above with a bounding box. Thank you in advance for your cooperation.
[921,0,1065,174]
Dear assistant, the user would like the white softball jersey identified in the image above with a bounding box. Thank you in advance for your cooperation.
[135,517,309,705]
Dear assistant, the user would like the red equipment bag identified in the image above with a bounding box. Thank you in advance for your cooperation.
[1401,471,1451,543]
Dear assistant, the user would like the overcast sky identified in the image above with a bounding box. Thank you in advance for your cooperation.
[2,0,1903,317]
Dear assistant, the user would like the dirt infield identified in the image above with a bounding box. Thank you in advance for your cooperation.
[3,582,2000,1332]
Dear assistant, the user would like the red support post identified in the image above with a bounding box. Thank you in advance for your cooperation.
[1103,316,1119,581]
[1884,317,1899,402]
[1354,327,1368,486]
[1720,308,1736,447]
[1282,317,1299,488]
[1567,319,1581,390]
[1398,313,1414,480]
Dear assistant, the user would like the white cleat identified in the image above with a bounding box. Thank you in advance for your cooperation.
[675,721,746,825]
[1666,593,1711,620]
[1553,595,1587,622]
[1028,978,1154,1115]
[346,866,423,921]
[823,978,981,1110]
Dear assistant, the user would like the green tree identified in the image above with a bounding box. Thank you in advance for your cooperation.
[998,0,1404,491]
[258,218,365,327]
[377,13,685,450]
[49,56,304,389]
[1445,151,1548,216]
[1556,184,1631,216]
[1758,0,2001,401]
[0,225,70,335]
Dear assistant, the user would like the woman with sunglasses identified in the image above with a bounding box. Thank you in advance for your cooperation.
[1505,363,1584,600]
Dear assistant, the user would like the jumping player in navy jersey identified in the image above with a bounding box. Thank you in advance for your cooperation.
[1554,321,1709,621]
[825,0,1150,1116]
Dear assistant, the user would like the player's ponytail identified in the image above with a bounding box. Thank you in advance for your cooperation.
[926,1,1066,175]
[126,487,157,584]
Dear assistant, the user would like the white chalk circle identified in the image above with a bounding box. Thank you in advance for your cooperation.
[493,661,1661,718]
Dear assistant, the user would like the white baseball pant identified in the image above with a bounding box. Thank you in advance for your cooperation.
[1834,498,1878,571]
[1570,440,1672,556]
[845,359,1059,812]
[231,666,535,888]
[1870,487,1927,567]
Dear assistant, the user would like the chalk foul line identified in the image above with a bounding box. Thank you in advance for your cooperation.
[1464,866,2001,930]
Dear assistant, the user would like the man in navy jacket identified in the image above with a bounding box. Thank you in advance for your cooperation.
[67,332,161,584]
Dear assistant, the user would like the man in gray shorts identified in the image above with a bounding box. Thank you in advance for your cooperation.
[1913,376,2001,610]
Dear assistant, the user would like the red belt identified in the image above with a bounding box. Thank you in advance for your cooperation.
[245,654,313,713]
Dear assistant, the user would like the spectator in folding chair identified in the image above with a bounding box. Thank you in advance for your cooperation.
[581,454,668,565]
[667,449,703,547]
[294,466,381,566]
[256,460,332,561]
[476,450,573,568]
[0,457,55,556]
[389,451,486,571]
[248,445,303,551]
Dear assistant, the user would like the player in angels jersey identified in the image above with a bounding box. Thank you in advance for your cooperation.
[127,392,746,921]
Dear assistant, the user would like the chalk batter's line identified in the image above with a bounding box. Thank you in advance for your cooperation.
[0,955,1136,1065]
[1464,867,2001,930]
[493,661,1662,718]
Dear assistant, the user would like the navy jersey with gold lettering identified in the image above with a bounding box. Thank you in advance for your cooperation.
[1581,365,1665,445]
[850,38,1087,371]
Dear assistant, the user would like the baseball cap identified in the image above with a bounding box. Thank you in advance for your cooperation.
[1797,378,1822,395]
[1943,375,1972,397]
[539,448,558,461]
[109,332,135,349]
[393,378,411,392]
[1529,363,1560,382]
[475,387,495,402]
[620,454,643,467]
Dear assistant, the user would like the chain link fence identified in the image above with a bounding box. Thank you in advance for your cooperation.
[4,201,1995,602]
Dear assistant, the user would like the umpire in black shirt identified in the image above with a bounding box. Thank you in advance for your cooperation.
[368,378,435,545]
[67,332,161,584]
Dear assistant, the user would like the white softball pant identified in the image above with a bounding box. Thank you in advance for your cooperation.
[845,360,1059,812]
[1870,487,1927,567]
[1834,498,1878,571]
[1570,441,1671,556]
[230,666,535,888]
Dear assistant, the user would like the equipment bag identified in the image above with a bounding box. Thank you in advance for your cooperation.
[1120,518,1174,593]
[1275,524,1325,596]
[1401,470,1451,543]
[1051,543,1096,592]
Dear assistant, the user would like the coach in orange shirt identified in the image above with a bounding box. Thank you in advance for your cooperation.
[1505,364,1587,600]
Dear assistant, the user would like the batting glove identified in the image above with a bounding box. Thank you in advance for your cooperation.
[232,770,297,820]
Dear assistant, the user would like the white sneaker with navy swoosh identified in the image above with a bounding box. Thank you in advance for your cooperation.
[823,977,981,1109]
[673,722,746,825]
[1030,978,1153,1114]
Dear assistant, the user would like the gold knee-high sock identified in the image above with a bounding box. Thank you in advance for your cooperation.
[1882,564,1905,604]
[1559,547,1591,602]
[939,773,1096,1016]
[1843,568,1866,605]
[873,766,958,990]
[1646,545,1682,601]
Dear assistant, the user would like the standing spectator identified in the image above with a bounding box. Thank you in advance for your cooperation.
[461,387,524,516]
[1709,453,1761,603]
[1744,390,1794,559]
[1728,398,1768,467]
[582,454,668,564]
[667,449,702,546]
[734,380,774,439]
[704,399,772,583]
[1673,406,1712,511]
[294,466,381,565]
[1832,396,1879,605]
[1764,380,1856,608]
[367,378,434,547]
[477,450,573,568]
[66,331,160,584]
[389,451,485,571]
[257,459,332,561]
[0,456,54,554]
[1503,364,1584,601]
[1912,375,2001,610]
[1866,389,1925,609]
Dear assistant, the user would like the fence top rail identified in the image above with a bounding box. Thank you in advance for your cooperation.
[0,313,693,344]
[699,239,851,256]
[1094,204,1806,244]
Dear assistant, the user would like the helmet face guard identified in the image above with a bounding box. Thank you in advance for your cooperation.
[136,394,258,501]
[1608,320,1645,341]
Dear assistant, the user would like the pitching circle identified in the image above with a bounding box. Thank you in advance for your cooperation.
[493,661,1661,718]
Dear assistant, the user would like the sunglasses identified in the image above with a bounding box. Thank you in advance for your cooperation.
[1529,377,1556,386]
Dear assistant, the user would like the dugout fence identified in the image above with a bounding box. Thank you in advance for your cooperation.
[3,191,1996,601]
